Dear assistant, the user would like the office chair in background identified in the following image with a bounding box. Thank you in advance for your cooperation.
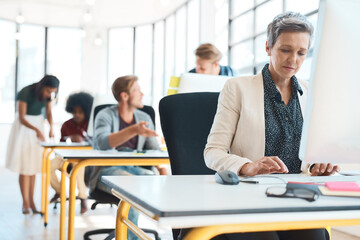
[84,103,160,240]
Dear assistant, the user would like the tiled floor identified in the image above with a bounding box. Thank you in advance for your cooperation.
[0,167,359,240]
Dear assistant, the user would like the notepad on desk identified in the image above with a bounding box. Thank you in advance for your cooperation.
[319,182,360,197]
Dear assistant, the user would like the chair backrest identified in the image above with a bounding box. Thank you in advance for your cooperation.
[93,104,156,129]
[87,94,117,136]
[159,92,219,175]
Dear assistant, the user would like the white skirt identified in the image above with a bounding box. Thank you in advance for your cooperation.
[6,114,45,175]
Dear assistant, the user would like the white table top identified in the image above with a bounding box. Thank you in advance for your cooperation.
[54,149,169,159]
[40,142,91,147]
[103,174,360,228]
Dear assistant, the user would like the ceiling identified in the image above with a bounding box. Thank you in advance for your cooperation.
[0,0,187,28]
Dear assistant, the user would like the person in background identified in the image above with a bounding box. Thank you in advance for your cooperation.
[88,75,166,240]
[189,43,237,76]
[49,92,93,214]
[6,75,60,214]
[201,12,339,240]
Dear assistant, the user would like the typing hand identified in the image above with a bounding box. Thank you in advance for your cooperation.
[135,121,158,137]
[310,163,340,176]
[239,156,289,176]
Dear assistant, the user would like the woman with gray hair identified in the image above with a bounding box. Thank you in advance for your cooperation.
[200,12,337,240]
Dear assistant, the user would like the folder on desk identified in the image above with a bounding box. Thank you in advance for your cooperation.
[319,187,360,197]
[318,181,360,197]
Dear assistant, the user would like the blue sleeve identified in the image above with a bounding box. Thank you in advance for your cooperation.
[188,68,196,73]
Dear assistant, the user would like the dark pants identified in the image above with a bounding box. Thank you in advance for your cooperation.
[177,228,329,240]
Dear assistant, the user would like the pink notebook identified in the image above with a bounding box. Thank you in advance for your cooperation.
[325,182,360,192]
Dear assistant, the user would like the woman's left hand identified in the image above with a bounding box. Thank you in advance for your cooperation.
[49,128,54,138]
[310,163,340,176]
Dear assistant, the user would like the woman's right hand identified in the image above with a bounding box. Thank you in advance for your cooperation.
[239,156,289,176]
[35,129,45,142]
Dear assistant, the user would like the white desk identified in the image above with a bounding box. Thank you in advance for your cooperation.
[54,149,169,240]
[39,142,92,227]
[102,174,360,240]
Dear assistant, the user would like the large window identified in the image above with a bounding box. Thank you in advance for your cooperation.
[17,24,45,90]
[0,20,16,123]
[47,27,82,123]
[214,0,229,65]
[187,0,200,71]
[134,24,153,104]
[153,21,165,124]
[0,21,83,125]
[230,0,320,79]
[108,27,134,81]
[164,15,175,92]
[175,6,187,76]
[107,0,201,110]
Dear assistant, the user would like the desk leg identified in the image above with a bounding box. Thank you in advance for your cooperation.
[41,148,48,216]
[67,161,83,240]
[115,200,130,240]
[60,161,69,240]
[44,149,53,227]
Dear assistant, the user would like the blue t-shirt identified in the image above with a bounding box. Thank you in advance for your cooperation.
[189,65,237,76]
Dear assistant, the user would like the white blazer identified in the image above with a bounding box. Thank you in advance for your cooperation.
[204,72,309,174]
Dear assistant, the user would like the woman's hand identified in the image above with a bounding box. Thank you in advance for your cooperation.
[310,163,340,176]
[35,129,45,142]
[49,128,54,138]
[69,134,85,143]
[239,156,289,176]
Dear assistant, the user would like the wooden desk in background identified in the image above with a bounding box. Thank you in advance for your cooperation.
[54,149,170,240]
[40,142,92,227]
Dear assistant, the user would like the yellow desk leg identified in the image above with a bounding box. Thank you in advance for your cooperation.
[116,201,130,240]
[44,148,53,227]
[41,148,48,215]
[59,161,69,240]
[67,160,82,240]
[66,158,170,240]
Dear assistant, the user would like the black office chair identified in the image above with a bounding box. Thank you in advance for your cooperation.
[159,92,219,240]
[93,104,156,130]
[84,104,160,240]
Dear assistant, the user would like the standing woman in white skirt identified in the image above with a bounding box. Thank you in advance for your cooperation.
[6,75,60,214]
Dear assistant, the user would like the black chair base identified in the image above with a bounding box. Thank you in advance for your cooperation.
[83,228,161,240]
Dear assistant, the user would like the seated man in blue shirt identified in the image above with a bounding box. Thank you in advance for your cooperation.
[88,75,165,240]
[189,43,237,76]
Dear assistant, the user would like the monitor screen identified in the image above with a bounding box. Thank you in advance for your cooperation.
[177,73,232,93]
[299,0,360,164]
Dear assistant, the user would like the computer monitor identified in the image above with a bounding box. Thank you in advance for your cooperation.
[299,0,360,164]
[177,73,232,93]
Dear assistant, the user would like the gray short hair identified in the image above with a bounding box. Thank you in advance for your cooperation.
[267,12,314,48]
